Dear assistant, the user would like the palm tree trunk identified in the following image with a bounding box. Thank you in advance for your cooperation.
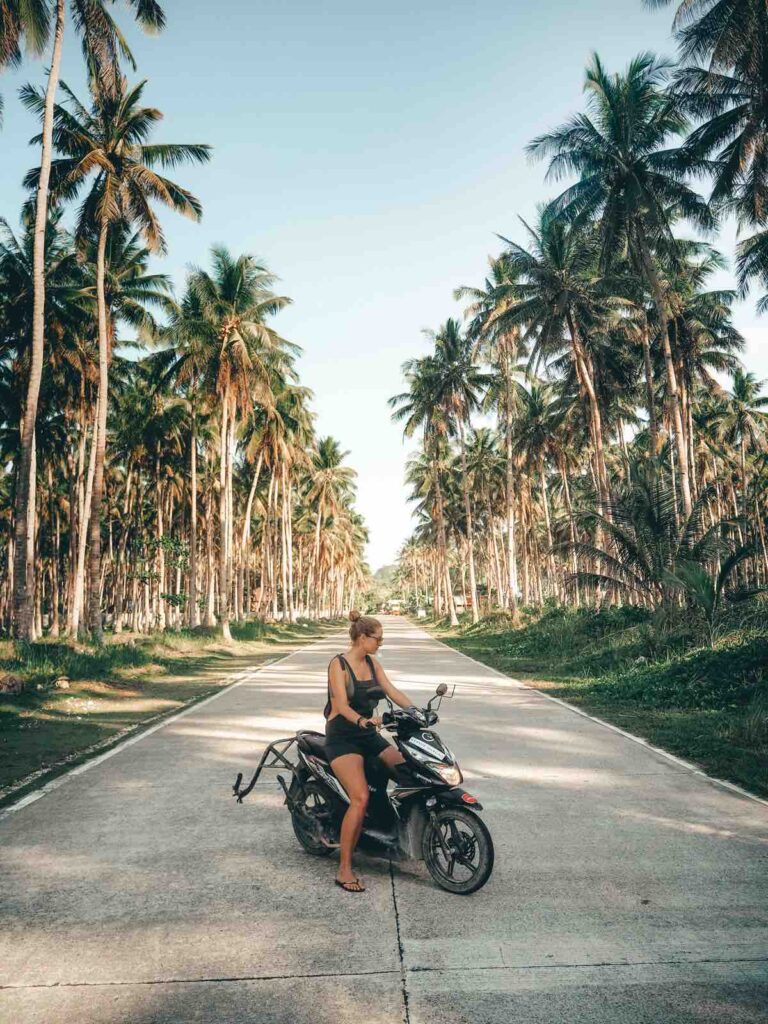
[71,415,98,635]
[539,455,557,600]
[279,469,289,620]
[155,457,166,632]
[24,437,38,638]
[204,484,216,627]
[488,505,503,610]
[567,313,611,514]
[285,468,296,623]
[113,465,133,633]
[86,219,110,642]
[433,467,458,626]
[503,345,518,612]
[457,420,479,623]
[560,458,579,608]
[50,474,61,637]
[12,0,65,640]
[188,406,199,628]
[636,233,692,516]
[218,394,232,640]
[307,495,323,618]
[641,319,659,457]
[740,436,749,521]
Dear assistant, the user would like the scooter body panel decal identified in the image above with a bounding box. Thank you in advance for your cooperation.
[305,755,348,802]
[405,736,453,762]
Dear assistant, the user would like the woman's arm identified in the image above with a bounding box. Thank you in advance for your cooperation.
[371,657,413,710]
[328,658,367,726]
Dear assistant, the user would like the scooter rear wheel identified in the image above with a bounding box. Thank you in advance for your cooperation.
[422,806,494,894]
[290,780,337,857]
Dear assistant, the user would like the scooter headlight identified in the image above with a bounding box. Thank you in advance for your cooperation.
[427,762,463,786]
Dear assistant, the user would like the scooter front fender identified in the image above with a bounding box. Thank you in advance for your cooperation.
[434,787,484,811]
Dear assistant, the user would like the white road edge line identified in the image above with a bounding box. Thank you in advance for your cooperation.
[0,643,314,824]
[421,624,768,811]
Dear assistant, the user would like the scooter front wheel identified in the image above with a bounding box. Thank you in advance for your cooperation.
[422,806,494,894]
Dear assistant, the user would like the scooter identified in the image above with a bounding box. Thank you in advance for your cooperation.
[233,683,494,894]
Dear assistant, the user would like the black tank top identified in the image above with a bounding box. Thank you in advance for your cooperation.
[326,654,384,721]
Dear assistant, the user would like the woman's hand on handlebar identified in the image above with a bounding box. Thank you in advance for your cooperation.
[359,716,383,730]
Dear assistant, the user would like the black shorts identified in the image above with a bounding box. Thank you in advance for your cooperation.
[324,715,390,763]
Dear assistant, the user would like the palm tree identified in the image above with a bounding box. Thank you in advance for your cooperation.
[24,76,209,639]
[11,0,166,641]
[403,437,456,619]
[304,437,356,618]
[168,248,294,639]
[0,1,50,121]
[511,381,562,600]
[391,360,460,626]
[495,212,618,517]
[426,318,491,623]
[649,1,768,225]
[716,370,768,519]
[456,256,529,611]
[561,459,751,619]
[529,51,715,517]
[464,427,506,608]
[255,378,313,622]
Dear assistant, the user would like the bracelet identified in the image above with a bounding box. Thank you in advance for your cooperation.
[357,715,366,728]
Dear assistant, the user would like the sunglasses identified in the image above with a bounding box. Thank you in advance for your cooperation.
[368,634,384,645]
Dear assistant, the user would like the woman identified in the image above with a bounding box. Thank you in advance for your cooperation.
[325,610,415,893]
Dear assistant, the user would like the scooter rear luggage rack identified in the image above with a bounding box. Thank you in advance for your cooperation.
[233,736,298,803]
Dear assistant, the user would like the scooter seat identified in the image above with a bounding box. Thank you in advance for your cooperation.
[297,730,328,760]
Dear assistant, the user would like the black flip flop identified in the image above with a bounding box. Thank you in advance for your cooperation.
[335,878,366,893]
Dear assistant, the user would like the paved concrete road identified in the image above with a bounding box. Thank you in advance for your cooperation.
[1,617,767,1023]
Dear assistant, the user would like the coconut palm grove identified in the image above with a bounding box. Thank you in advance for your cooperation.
[0,6,767,1024]
[0,1,767,799]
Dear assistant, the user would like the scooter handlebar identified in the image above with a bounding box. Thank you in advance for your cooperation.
[381,707,438,729]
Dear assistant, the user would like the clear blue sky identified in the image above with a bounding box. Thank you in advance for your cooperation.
[2,1,766,570]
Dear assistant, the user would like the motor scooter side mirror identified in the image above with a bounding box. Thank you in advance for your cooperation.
[427,683,452,712]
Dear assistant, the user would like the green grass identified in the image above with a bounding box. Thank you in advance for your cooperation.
[0,618,342,805]
[428,605,768,798]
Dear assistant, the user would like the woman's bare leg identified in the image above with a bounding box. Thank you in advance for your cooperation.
[329,753,369,887]
[378,746,406,775]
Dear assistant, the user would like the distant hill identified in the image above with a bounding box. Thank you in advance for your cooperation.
[373,564,397,585]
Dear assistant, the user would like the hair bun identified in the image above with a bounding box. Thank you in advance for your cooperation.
[349,609,361,622]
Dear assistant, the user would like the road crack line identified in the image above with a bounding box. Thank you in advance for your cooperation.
[408,955,768,974]
[0,968,401,991]
[389,856,411,1024]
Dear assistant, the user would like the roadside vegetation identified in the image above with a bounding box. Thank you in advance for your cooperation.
[0,619,342,805]
[386,3,768,798]
[1,3,371,646]
[430,602,768,798]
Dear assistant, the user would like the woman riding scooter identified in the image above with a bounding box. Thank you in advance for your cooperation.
[325,611,416,893]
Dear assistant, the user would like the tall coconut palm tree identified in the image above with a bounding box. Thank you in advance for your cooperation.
[425,318,491,623]
[23,75,209,639]
[716,370,768,518]
[495,212,619,517]
[403,436,456,619]
[304,437,356,618]
[11,0,166,641]
[511,381,562,599]
[456,257,529,611]
[390,351,465,625]
[168,248,294,639]
[529,51,715,517]
[649,1,768,226]
[464,426,507,607]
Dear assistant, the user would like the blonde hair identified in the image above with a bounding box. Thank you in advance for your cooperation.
[348,609,381,642]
